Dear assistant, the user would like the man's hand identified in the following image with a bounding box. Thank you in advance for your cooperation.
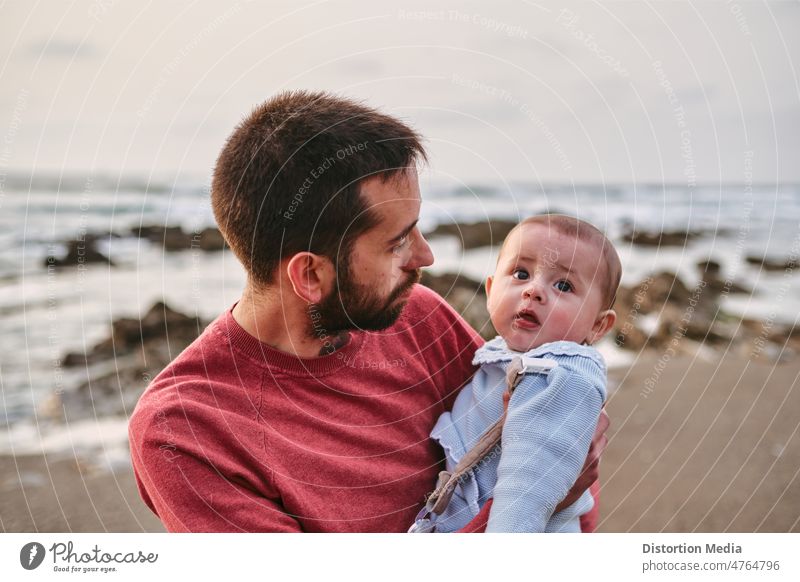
[554,408,609,513]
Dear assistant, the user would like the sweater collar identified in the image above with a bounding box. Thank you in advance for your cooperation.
[215,303,365,377]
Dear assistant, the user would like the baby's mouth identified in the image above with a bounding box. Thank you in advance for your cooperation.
[514,309,540,329]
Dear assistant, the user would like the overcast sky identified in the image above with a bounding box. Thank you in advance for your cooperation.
[1,0,798,186]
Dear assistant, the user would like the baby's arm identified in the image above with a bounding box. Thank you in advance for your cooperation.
[486,362,605,532]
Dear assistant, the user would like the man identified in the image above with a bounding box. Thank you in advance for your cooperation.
[128,91,607,532]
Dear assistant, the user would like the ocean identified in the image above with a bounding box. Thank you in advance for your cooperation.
[1,176,798,456]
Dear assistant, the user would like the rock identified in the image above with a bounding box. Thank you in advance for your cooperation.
[611,272,738,351]
[425,220,518,250]
[614,325,649,351]
[625,272,693,313]
[621,228,703,247]
[63,301,204,367]
[196,227,226,251]
[49,364,155,422]
[44,239,115,268]
[131,224,193,251]
[131,224,226,252]
[112,301,202,353]
[768,322,800,342]
[695,259,750,295]
[697,259,721,277]
[49,302,208,421]
[420,271,496,339]
[161,226,193,251]
[745,255,798,272]
[705,278,750,295]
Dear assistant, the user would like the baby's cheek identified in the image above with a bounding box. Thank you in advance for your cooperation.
[491,307,514,337]
[553,308,581,336]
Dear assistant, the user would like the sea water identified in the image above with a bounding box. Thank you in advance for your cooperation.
[0,176,798,455]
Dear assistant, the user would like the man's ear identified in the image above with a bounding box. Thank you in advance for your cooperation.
[285,252,334,304]
[586,310,617,345]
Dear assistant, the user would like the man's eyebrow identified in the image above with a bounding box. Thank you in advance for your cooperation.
[388,220,418,244]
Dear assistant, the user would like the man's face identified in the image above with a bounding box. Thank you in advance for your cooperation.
[486,223,608,352]
[313,167,434,333]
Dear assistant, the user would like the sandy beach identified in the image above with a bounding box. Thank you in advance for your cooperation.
[2,350,797,533]
[600,352,800,532]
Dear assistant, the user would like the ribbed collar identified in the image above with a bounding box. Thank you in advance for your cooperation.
[213,303,366,378]
[473,336,606,372]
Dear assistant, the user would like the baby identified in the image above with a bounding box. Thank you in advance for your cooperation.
[429,214,621,532]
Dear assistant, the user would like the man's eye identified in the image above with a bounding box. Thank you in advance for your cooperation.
[512,269,529,280]
[554,280,573,292]
[392,236,410,254]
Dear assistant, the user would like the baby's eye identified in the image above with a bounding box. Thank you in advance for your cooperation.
[554,280,573,292]
[512,269,529,280]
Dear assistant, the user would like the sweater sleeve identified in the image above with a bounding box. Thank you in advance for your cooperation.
[129,396,301,533]
[486,364,605,532]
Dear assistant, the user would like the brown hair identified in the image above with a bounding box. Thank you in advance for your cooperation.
[504,214,622,310]
[211,90,426,285]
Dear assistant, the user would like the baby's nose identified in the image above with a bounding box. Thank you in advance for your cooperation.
[523,278,546,302]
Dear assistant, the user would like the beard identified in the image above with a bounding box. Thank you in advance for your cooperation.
[310,263,421,336]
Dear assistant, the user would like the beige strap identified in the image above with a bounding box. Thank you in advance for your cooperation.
[426,357,526,515]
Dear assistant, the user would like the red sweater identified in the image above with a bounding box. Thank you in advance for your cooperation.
[129,285,598,532]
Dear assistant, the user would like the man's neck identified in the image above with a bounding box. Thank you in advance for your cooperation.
[231,284,348,358]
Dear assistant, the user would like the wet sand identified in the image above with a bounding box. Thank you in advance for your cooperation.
[599,352,800,532]
[1,352,798,533]
[0,453,163,533]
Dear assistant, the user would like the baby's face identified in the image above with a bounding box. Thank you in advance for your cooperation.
[486,223,610,352]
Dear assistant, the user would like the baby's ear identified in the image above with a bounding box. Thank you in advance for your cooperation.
[485,275,494,299]
[587,310,617,345]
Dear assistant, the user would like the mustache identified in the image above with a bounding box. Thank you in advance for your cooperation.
[386,269,420,303]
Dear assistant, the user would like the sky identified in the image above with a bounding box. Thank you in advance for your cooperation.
[1,0,798,186]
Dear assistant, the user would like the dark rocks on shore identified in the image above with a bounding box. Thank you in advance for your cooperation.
[44,225,227,270]
[621,227,704,247]
[194,227,226,251]
[696,259,750,295]
[745,255,798,272]
[63,301,205,368]
[420,271,496,339]
[44,238,115,268]
[613,270,733,350]
[610,268,795,361]
[130,224,226,252]
[47,302,208,423]
[696,259,721,277]
[425,220,518,250]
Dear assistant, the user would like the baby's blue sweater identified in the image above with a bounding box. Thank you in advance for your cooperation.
[431,338,607,532]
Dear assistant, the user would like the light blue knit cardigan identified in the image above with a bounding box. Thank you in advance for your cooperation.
[431,337,606,532]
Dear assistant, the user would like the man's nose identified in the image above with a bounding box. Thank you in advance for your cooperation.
[404,229,434,271]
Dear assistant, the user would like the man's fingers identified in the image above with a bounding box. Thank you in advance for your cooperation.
[582,410,610,479]
[594,408,610,437]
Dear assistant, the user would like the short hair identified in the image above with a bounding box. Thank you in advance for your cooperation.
[211,90,426,285]
[502,214,622,310]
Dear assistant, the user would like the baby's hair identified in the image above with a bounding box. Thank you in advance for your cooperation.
[502,214,622,310]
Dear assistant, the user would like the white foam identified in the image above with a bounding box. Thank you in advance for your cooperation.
[0,417,131,471]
